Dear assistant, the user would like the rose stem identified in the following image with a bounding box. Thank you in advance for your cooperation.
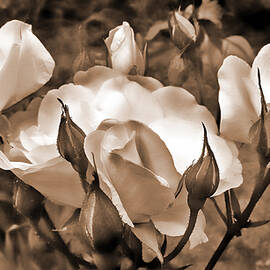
[205,169,270,270]
[210,197,227,225]
[163,208,199,265]
[224,191,233,228]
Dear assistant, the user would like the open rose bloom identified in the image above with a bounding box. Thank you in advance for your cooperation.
[0,60,243,260]
[218,44,270,143]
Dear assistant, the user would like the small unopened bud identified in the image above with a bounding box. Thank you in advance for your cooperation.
[168,8,198,52]
[79,174,123,255]
[13,180,44,221]
[57,98,89,179]
[184,124,220,210]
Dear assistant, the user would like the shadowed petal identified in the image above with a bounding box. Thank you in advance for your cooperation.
[131,121,181,192]
[5,156,85,207]
[101,151,175,222]
[218,56,260,143]
[131,222,163,263]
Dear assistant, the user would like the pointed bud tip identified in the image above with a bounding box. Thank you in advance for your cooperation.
[185,125,220,208]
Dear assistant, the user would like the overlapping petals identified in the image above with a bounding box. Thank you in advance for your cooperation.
[0,20,55,111]
[0,62,243,259]
[218,44,270,143]
[84,119,207,259]
[0,66,164,207]
[149,86,243,195]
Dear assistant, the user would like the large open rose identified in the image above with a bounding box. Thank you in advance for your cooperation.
[0,65,242,260]
[0,20,55,111]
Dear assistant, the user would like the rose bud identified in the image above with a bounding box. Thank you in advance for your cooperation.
[184,124,220,210]
[56,98,89,181]
[13,180,44,222]
[104,21,145,75]
[79,174,123,256]
[168,8,198,53]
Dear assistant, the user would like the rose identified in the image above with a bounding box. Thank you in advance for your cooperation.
[0,64,242,260]
[0,20,54,111]
[84,118,209,261]
[0,66,163,207]
[218,44,270,143]
[105,21,145,75]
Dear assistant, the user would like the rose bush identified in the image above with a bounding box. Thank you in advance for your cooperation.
[0,20,54,111]
[0,19,243,262]
[0,64,243,261]
[218,44,270,143]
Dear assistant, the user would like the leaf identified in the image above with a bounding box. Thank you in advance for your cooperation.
[246,220,270,228]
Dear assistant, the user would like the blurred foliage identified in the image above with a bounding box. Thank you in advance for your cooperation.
[1,0,270,269]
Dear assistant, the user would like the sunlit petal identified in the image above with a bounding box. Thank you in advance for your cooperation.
[153,86,218,133]
[218,56,260,142]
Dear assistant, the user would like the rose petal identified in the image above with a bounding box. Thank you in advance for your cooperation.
[105,21,145,75]
[213,145,243,196]
[22,144,59,165]
[0,20,54,110]
[189,211,208,249]
[94,77,132,120]
[152,86,218,133]
[131,222,163,263]
[74,66,123,94]
[218,56,260,143]
[150,117,242,194]
[38,84,99,139]
[84,130,134,227]
[19,126,54,152]
[102,123,142,166]
[152,186,208,247]
[96,76,163,124]
[101,151,175,222]
[151,186,189,236]
[129,121,181,192]
[251,44,270,103]
[127,75,163,92]
[0,150,14,170]
[11,157,85,207]
[7,97,41,142]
